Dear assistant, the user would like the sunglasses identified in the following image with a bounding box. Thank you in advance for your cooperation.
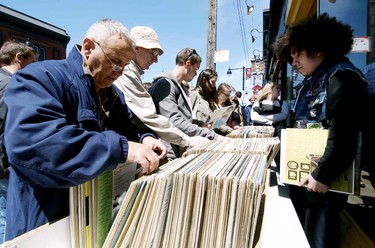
[185,48,197,62]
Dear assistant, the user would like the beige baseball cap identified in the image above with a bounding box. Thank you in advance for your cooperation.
[130,26,164,55]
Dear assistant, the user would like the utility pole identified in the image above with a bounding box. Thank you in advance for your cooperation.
[206,0,217,70]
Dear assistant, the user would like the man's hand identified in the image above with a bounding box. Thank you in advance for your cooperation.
[233,125,240,130]
[299,174,329,193]
[201,122,212,129]
[142,136,167,159]
[127,141,161,174]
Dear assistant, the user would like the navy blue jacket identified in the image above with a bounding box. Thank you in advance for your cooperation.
[3,46,155,240]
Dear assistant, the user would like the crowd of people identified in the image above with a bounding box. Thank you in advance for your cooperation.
[0,13,373,248]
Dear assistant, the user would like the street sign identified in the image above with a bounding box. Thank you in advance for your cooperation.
[246,67,252,79]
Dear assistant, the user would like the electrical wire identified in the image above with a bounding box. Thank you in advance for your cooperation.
[234,0,251,68]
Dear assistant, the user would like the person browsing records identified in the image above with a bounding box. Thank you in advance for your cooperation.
[149,48,227,159]
[229,95,244,129]
[3,19,166,241]
[190,68,219,128]
[113,26,208,152]
[251,82,290,139]
[273,13,368,248]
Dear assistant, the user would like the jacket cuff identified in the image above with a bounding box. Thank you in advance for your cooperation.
[119,136,128,163]
[311,165,332,186]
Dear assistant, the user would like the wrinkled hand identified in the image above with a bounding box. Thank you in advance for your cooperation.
[187,136,209,147]
[142,136,167,159]
[299,174,329,193]
[127,141,161,175]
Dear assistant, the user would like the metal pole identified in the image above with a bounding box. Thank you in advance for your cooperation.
[242,66,245,91]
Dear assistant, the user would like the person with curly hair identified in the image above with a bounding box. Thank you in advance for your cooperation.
[273,13,368,248]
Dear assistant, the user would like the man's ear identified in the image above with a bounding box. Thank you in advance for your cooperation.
[15,53,22,63]
[82,38,95,58]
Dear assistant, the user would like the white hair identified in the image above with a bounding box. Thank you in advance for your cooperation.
[85,18,135,47]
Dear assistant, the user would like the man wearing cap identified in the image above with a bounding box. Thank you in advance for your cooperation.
[114,26,209,160]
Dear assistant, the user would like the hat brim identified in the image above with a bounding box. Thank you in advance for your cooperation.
[136,40,164,55]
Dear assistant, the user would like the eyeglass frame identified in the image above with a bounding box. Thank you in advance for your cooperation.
[150,49,160,57]
[219,91,231,98]
[93,40,124,72]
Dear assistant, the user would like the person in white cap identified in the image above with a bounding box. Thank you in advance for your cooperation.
[113,26,208,160]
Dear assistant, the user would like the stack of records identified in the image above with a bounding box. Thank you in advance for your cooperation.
[183,137,280,168]
[102,137,280,248]
[226,126,275,138]
[70,162,139,248]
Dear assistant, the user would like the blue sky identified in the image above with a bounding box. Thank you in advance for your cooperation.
[2,0,269,95]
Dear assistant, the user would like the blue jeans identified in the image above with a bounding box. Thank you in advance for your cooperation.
[289,185,347,248]
[0,179,8,244]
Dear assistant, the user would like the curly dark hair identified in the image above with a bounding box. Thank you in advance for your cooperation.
[272,13,353,64]
[195,68,218,110]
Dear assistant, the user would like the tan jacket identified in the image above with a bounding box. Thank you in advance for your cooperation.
[114,60,190,147]
[190,90,213,125]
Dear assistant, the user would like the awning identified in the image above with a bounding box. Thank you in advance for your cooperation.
[285,0,317,26]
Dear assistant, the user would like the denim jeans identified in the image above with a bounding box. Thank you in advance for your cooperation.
[0,178,8,244]
[289,185,347,248]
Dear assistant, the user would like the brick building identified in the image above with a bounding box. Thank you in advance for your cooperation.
[0,4,70,61]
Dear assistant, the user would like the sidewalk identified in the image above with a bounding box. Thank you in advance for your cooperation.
[342,170,375,247]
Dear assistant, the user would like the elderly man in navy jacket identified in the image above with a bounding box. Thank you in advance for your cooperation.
[3,19,166,241]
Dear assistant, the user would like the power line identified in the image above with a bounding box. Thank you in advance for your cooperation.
[234,0,251,68]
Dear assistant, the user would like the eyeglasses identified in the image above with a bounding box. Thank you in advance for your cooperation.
[185,49,197,62]
[220,91,230,98]
[150,49,160,57]
[94,41,124,72]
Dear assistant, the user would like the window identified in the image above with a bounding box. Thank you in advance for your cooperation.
[53,47,60,59]
[0,32,4,47]
[37,47,45,61]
